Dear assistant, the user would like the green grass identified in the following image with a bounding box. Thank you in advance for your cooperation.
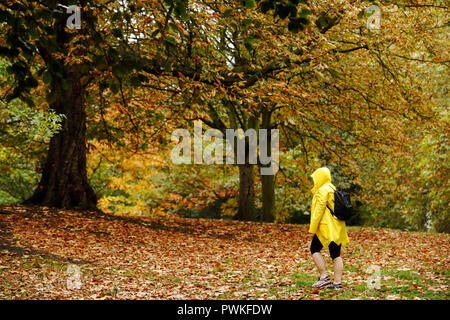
[291,271,315,287]
[396,270,421,281]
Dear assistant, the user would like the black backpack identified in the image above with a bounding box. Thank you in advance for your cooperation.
[327,186,353,221]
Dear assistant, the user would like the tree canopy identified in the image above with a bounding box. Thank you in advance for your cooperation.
[0,0,448,232]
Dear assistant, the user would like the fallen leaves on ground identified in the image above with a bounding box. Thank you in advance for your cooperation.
[0,205,448,300]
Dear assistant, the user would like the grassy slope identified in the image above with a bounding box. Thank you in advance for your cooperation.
[0,205,448,300]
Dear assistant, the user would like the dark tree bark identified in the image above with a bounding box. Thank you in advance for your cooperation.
[25,63,97,209]
[236,164,256,221]
[24,3,97,210]
[261,174,275,222]
[234,115,257,221]
[260,105,276,222]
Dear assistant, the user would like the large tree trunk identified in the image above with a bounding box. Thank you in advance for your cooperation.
[25,64,97,209]
[236,164,256,221]
[25,6,97,210]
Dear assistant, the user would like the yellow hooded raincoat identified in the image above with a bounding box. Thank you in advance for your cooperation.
[309,167,349,248]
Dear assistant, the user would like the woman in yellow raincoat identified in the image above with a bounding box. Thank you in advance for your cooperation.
[308,167,349,290]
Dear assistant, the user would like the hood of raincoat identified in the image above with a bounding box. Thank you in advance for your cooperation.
[310,167,332,194]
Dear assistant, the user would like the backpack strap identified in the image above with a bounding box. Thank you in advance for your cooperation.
[326,204,334,215]
[326,184,335,215]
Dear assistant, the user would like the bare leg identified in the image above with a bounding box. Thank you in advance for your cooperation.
[312,252,327,278]
[332,257,343,283]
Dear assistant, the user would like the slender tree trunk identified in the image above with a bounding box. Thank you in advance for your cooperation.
[234,115,257,221]
[236,164,256,221]
[261,174,275,222]
[25,64,97,209]
[260,105,276,222]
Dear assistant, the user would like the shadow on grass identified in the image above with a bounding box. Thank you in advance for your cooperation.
[0,219,92,266]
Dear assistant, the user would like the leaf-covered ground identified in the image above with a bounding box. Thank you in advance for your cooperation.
[0,205,448,300]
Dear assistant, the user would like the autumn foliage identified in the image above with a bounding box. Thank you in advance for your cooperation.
[0,0,448,301]
[0,205,448,299]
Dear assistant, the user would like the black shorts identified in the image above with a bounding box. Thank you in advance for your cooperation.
[310,234,341,259]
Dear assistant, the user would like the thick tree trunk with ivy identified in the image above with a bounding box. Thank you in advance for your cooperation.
[25,63,97,209]
[23,7,97,210]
